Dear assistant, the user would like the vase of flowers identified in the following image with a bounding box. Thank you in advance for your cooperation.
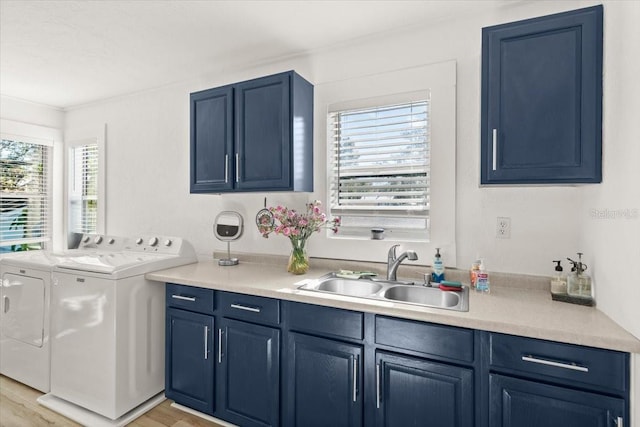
[258,201,340,274]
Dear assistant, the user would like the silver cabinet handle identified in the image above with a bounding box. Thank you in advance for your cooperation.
[616,416,623,427]
[492,128,497,171]
[352,357,358,402]
[171,294,196,302]
[522,355,589,372]
[224,154,229,183]
[235,153,239,183]
[376,363,381,409]
[204,326,209,360]
[230,303,261,313]
[3,296,9,313]
[218,328,223,364]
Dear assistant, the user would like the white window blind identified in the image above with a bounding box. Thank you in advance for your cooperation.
[0,138,51,251]
[68,143,99,234]
[329,98,430,237]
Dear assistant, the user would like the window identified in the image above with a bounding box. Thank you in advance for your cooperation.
[68,142,99,234]
[0,137,51,252]
[329,94,430,240]
[65,125,105,247]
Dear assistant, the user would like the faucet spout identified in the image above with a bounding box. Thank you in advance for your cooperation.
[386,245,418,281]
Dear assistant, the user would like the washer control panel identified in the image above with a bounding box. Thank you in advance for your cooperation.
[78,234,188,255]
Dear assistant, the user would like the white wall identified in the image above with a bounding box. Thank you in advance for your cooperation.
[0,96,64,129]
[65,0,607,276]
[579,3,640,424]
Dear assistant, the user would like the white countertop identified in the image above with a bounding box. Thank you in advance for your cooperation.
[146,259,640,354]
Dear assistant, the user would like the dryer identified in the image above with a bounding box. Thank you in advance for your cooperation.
[0,251,57,392]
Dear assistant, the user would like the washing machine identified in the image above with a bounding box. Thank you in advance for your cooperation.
[0,250,58,392]
[0,236,126,392]
[38,235,197,427]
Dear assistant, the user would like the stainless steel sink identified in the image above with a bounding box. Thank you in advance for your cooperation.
[316,278,384,297]
[298,273,469,312]
[383,285,460,308]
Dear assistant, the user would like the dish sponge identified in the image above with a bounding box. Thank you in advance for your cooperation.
[335,270,378,279]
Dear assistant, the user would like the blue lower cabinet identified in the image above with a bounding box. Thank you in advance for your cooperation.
[284,332,363,427]
[375,351,474,427]
[489,374,624,427]
[165,308,215,415]
[216,317,280,427]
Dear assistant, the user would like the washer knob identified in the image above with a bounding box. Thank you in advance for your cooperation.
[94,236,103,244]
[82,236,91,243]
[164,239,172,247]
[135,238,143,245]
[148,237,159,246]
[108,238,115,244]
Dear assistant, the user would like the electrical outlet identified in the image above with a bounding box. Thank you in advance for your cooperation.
[496,217,511,239]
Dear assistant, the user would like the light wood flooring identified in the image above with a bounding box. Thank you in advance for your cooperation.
[0,375,225,427]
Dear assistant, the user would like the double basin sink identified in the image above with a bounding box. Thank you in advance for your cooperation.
[298,273,469,312]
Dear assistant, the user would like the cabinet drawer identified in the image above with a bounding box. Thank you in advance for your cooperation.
[489,332,628,393]
[376,316,474,363]
[218,291,280,326]
[287,301,364,341]
[166,283,215,315]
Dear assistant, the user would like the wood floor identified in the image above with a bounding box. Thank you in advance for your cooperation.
[0,375,225,427]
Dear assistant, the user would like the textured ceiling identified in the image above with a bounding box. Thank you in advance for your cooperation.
[1,0,506,109]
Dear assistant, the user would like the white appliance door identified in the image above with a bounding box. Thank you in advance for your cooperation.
[50,272,117,418]
[1,272,45,347]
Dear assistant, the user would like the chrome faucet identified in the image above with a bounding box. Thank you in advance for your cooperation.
[387,244,418,281]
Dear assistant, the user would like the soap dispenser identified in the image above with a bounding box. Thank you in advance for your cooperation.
[550,260,567,295]
[566,253,592,298]
[431,248,445,283]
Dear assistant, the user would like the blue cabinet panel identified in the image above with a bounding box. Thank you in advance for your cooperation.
[375,351,474,427]
[490,374,624,427]
[190,86,233,192]
[235,74,290,190]
[489,332,628,395]
[481,6,603,184]
[165,307,215,415]
[287,301,364,341]
[217,317,280,427]
[284,332,363,427]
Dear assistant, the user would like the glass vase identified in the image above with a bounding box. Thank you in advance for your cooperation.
[287,244,309,275]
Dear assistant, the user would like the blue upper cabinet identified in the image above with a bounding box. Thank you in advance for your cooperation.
[190,71,314,193]
[190,86,234,192]
[481,6,603,184]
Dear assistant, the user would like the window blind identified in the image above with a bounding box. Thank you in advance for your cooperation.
[329,99,430,229]
[0,138,51,250]
[69,144,99,234]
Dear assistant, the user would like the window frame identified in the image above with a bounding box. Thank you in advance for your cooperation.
[0,119,62,252]
[64,125,106,248]
[328,92,431,241]
[312,60,457,263]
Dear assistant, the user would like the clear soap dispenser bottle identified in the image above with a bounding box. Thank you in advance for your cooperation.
[566,253,592,298]
[550,260,567,295]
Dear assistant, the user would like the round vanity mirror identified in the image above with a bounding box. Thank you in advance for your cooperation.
[214,211,244,266]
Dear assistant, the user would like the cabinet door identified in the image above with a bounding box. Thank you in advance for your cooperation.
[375,351,473,427]
[235,73,291,190]
[190,86,234,192]
[284,332,363,427]
[165,308,215,415]
[490,374,625,427]
[481,6,603,184]
[217,318,280,427]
